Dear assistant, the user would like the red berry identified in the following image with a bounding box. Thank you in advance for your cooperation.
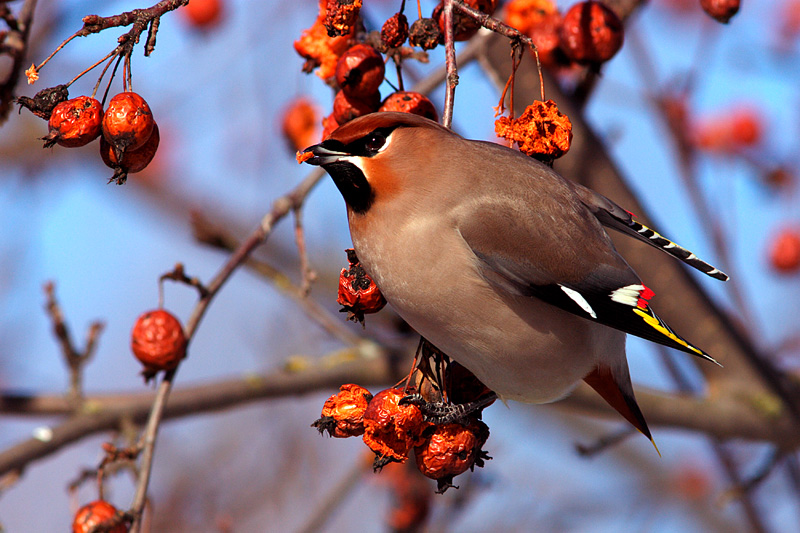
[182,0,224,28]
[335,44,386,98]
[101,122,160,185]
[102,92,155,154]
[131,309,186,374]
[379,91,438,122]
[337,248,387,324]
[281,97,319,152]
[42,96,103,148]
[700,0,739,23]
[770,229,800,273]
[73,500,128,533]
[559,1,624,64]
[414,420,490,481]
[333,89,381,125]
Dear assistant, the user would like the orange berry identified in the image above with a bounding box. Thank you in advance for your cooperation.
[102,92,155,154]
[324,0,363,37]
[770,229,800,273]
[42,96,103,148]
[335,44,385,98]
[559,1,624,64]
[504,0,559,35]
[182,0,224,28]
[337,248,387,325]
[362,388,428,465]
[131,309,186,374]
[700,0,739,23]
[312,384,374,438]
[281,97,319,152]
[414,420,490,482]
[379,91,438,122]
[495,99,572,161]
[73,500,128,533]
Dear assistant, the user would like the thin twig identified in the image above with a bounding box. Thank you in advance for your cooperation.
[442,0,457,129]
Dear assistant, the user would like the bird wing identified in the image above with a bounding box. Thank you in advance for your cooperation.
[456,194,719,364]
[572,185,729,281]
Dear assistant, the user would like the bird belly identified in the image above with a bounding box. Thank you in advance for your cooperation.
[350,215,622,404]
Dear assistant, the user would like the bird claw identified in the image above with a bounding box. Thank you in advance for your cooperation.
[399,392,498,424]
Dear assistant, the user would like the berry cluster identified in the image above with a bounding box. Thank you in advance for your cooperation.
[313,381,491,493]
[505,0,624,69]
[25,89,159,184]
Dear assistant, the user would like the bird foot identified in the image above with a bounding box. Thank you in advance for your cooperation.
[399,392,498,424]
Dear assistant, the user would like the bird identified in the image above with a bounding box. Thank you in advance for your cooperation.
[302,111,728,444]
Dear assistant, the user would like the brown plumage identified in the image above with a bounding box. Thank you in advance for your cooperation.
[304,112,727,444]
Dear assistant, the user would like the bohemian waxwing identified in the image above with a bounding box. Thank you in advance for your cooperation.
[303,111,727,444]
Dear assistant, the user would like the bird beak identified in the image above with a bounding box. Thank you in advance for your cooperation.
[301,142,347,166]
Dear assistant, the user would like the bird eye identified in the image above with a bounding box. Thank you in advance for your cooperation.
[364,132,386,154]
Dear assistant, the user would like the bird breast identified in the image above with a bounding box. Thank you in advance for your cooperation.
[347,202,622,404]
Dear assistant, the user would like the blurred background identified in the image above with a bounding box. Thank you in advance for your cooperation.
[1,0,800,531]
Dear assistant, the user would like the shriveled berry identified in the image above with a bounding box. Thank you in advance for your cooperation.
[15,84,69,119]
[382,12,409,49]
[700,0,739,23]
[182,0,224,28]
[325,0,363,37]
[42,96,103,148]
[336,44,385,98]
[101,122,160,185]
[495,99,572,162]
[414,419,490,492]
[559,1,624,64]
[131,308,186,376]
[433,0,498,42]
[338,248,387,325]
[102,92,155,154]
[363,388,429,466]
[379,91,438,122]
[770,229,800,273]
[333,89,381,124]
[312,383,373,438]
[73,500,128,533]
[409,17,441,50]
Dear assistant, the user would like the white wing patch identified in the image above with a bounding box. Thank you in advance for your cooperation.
[560,285,597,319]
[610,284,646,307]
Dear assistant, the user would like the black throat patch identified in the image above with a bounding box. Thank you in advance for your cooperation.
[323,160,374,214]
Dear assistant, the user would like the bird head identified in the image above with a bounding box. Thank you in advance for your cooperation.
[302,112,456,214]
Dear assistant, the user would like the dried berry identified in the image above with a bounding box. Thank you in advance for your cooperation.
[321,113,340,140]
[504,0,559,34]
[72,500,128,533]
[281,97,319,152]
[333,89,381,124]
[363,388,429,466]
[495,99,572,161]
[414,420,490,492]
[338,248,387,325]
[312,383,374,437]
[769,229,800,273]
[700,0,740,23]
[433,0,498,42]
[409,17,441,50]
[182,0,224,28]
[294,4,355,80]
[102,92,155,160]
[101,122,160,185]
[42,96,103,148]
[131,308,186,377]
[382,12,409,49]
[693,107,762,153]
[16,84,70,120]
[335,44,385,98]
[559,1,624,65]
[379,91,438,122]
[325,0,363,37]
